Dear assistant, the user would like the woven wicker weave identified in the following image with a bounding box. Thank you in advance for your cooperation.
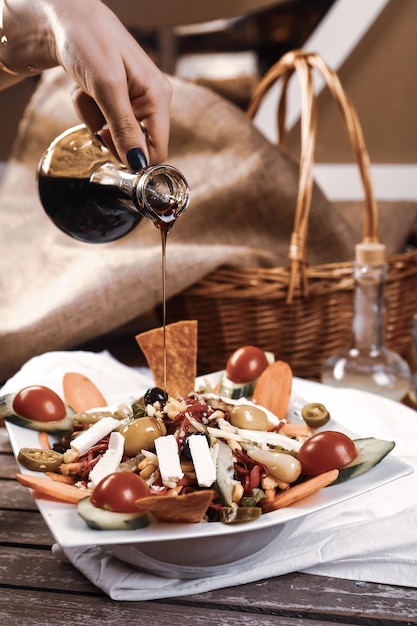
[167,50,417,378]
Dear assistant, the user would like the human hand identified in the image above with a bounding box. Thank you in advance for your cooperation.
[55,1,172,166]
[1,0,172,166]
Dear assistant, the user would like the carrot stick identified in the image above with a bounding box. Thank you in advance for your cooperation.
[45,472,76,485]
[59,461,84,475]
[262,469,339,512]
[279,422,311,438]
[38,431,51,450]
[263,488,276,503]
[15,473,91,504]
[63,372,107,413]
[252,360,293,419]
[31,491,74,503]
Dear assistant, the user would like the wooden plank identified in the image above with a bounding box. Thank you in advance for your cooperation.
[0,509,54,545]
[0,478,39,509]
[1,546,98,593]
[190,573,417,623]
[0,453,20,478]
[0,437,12,453]
[0,426,12,452]
[1,546,416,623]
[0,587,354,626]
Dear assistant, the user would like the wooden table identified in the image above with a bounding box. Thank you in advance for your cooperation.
[1,426,416,626]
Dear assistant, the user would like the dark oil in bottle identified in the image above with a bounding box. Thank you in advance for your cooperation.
[38,174,143,243]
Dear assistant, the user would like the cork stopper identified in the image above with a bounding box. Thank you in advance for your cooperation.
[355,242,386,265]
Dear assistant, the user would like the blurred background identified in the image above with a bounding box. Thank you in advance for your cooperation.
[0,0,415,198]
[0,0,415,379]
[0,0,337,160]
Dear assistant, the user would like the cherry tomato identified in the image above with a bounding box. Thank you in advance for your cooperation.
[297,431,357,476]
[12,385,67,422]
[226,346,269,384]
[91,472,151,513]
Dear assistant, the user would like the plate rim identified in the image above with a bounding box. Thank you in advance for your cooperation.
[5,356,414,549]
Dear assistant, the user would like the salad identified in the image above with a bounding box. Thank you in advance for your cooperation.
[1,324,395,530]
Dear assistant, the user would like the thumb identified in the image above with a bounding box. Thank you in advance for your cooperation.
[72,87,150,168]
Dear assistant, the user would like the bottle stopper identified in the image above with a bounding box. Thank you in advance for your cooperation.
[355,242,386,265]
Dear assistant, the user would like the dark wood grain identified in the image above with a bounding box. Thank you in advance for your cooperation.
[0,509,55,544]
[1,546,97,592]
[0,587,347,626]
[0,452,21,477]
[0,425,12,451]
[0,479,40,509]
[2,546,417,623]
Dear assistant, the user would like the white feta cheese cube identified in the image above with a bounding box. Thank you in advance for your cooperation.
[188,434,216,488]
[88,431,125,487]
[155,434,183,488]
[70,416,121,455]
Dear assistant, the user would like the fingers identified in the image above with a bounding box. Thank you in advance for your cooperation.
[46,0,172,168]
[97,69,173,167]
[71,86,149,166]
[132,80,173,165]
[72,72,172,168]
[71,88,119,160]
[71,87,105,134]
[51,0,173,168]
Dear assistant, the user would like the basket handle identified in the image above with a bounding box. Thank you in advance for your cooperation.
[247,50,379,302]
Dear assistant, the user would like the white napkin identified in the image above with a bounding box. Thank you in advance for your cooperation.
[0,350,153,402]
[52,480,417,600]
[4,351,417,600]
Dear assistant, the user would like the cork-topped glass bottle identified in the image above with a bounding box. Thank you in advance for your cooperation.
[321,242,411,401]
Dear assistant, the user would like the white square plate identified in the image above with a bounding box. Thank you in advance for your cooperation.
[4,350,413,571]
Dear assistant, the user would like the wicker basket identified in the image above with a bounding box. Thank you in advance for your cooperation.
[166,50,417,378]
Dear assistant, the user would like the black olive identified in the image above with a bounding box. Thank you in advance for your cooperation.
[144,387,168,406]
[52,432,72,453]
[182,432,211,460]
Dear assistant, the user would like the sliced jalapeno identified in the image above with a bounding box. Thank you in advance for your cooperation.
[220,506,262,524]
[17,447,63,472]
[301,402,330,428]
[72,411,115,425]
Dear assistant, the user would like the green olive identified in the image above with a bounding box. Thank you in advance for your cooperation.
[120,417,167,456]
[230,404,269,431]
[301,403,330,428]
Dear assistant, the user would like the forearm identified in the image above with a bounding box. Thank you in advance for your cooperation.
[0,0,172,164]
[0,0,57,89]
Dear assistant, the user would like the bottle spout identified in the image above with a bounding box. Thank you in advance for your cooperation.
[135,164,190,229]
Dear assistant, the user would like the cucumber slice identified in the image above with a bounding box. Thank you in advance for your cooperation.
[77,496,150,530]
[0,393,74,432]
[215,440,235,506]
[334,437,395,484]
[219,376,256,400]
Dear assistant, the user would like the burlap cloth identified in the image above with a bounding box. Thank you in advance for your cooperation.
[1,68,416,382]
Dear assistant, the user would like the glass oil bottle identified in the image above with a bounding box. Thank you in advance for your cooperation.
[321,242,411,401]
[37,124,190,243]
